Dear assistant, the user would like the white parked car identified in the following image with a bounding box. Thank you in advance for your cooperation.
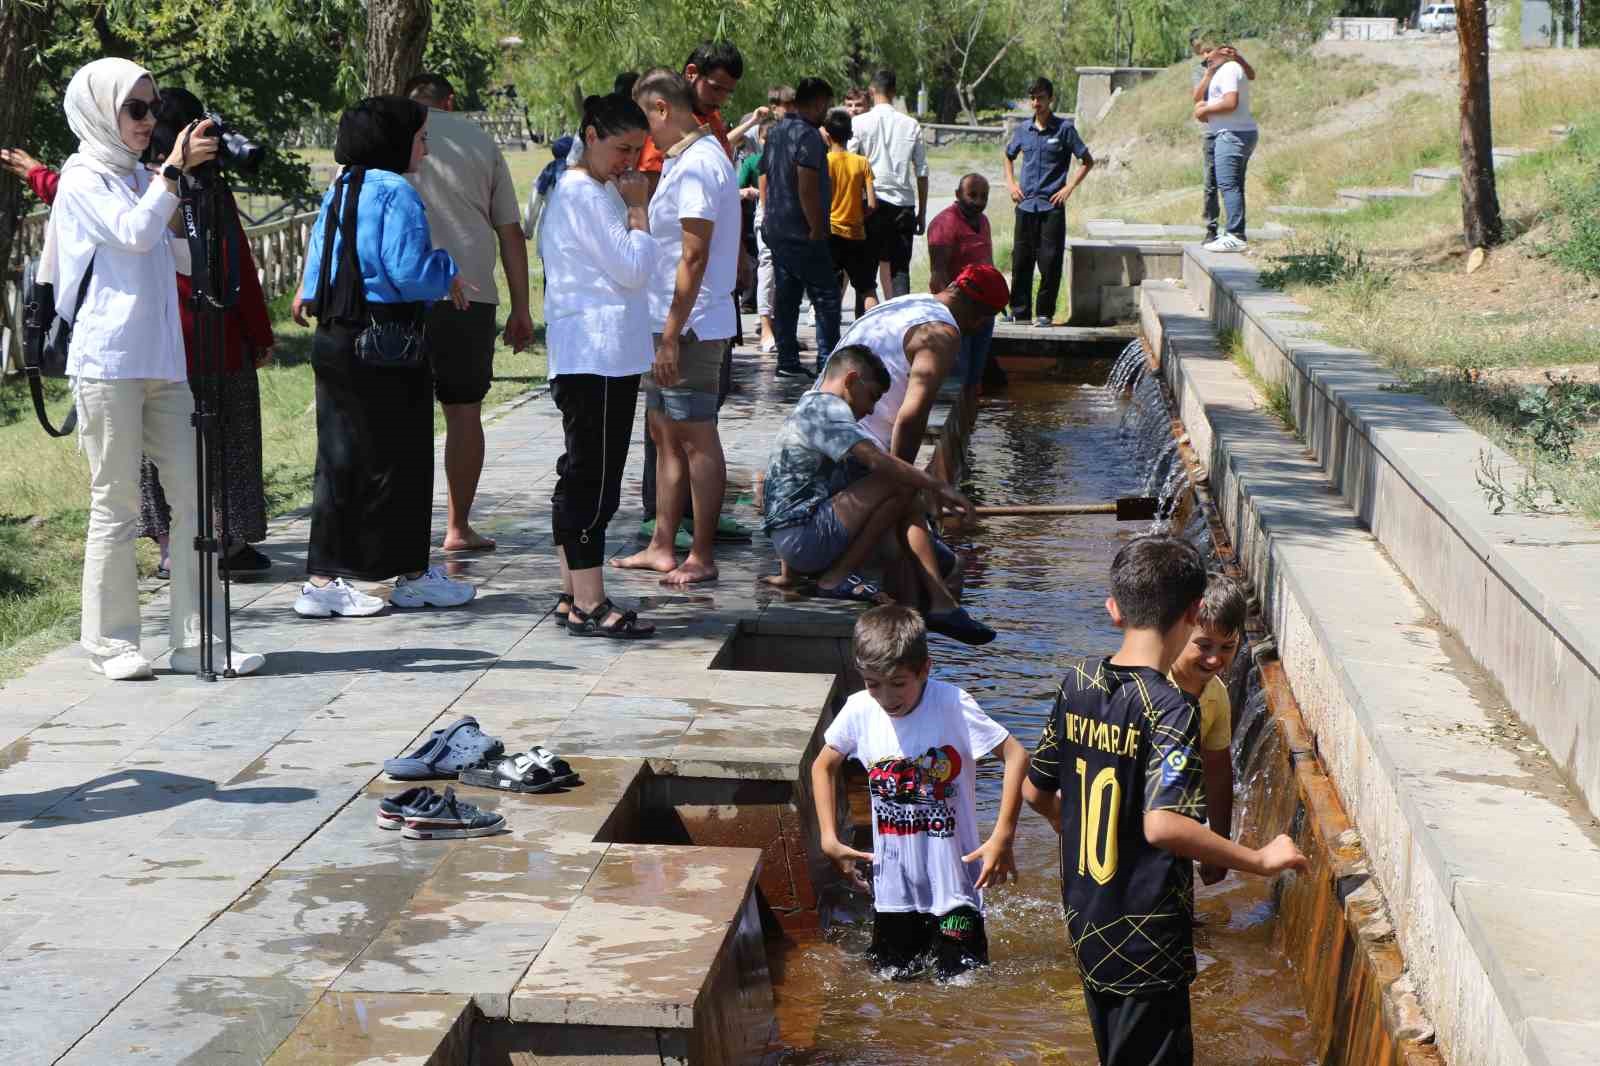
[1419,3,1457,31]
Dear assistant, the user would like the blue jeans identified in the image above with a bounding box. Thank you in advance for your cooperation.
[770,234,841,372]
[1200,132,1219,240]
[1214,129,1258,240]
[957,319,994,387]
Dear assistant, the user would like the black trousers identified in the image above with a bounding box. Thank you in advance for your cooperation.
[551,373,640,570]
[1082,985,1194,1066]
[1010,206,1067,321]
[867,202,918,299]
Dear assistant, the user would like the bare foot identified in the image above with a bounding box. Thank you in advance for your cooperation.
[761,572,810,588]
[662,558,719,587]
[611,547,678,573]
[443,527,497,552]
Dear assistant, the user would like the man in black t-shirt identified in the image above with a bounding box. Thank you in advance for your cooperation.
[1024,536,1307,1066]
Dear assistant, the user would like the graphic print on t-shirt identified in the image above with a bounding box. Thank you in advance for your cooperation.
[868,745,964,838]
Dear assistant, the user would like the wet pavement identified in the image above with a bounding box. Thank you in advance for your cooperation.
[0,332,873,1064]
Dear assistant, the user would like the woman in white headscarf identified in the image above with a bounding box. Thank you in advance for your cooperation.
[48,57,265,680]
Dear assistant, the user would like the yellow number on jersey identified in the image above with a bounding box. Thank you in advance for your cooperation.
[1075,757,1121,885]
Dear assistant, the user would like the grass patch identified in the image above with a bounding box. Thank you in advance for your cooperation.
[1222,329,1297,433]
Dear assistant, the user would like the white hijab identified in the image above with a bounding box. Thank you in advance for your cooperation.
[63,57,154,177]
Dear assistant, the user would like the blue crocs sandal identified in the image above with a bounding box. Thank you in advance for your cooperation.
[376,786,437,830]
[401,787,507,839]
[926,607,997,646]
[815,573,887,605]
[384,717,504,781]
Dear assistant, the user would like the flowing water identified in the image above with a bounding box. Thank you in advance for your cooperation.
[770,355,1319,1064]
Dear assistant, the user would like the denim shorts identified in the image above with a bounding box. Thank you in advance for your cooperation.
[769,499,853,574]
[644,332,725,422]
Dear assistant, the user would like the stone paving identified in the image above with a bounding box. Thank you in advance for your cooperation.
[0,330,878,1065]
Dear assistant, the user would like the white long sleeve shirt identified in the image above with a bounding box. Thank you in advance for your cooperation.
[52,160,189,381]
[847,103,929,210]
[538,169,659,378]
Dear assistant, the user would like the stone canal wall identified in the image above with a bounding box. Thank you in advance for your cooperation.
[1142,258,1600,1066]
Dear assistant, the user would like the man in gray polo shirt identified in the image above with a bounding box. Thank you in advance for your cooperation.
[406,73,533,553]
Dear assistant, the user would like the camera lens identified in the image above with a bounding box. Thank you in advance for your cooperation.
[220,131,264,173]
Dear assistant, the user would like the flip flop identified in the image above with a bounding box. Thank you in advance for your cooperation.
[926,607,997,646]
[526,745,580,787]
[460,753,558,794]
[816,573,885,605]
[383,717,504,780]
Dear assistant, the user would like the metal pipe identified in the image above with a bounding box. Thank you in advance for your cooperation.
[971,496,1157,520]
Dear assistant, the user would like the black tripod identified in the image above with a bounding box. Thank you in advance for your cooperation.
[178,169,243,681]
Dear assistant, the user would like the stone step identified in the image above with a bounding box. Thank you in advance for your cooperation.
[1084,218,1295,241]
[509,844,770,1062]
[1411,147,1537,193]
[267,992,474,1065]
[1268,204,1356,217]
[1335,186,1434,204]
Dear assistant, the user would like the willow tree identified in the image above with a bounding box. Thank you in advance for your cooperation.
[2,0,54,279]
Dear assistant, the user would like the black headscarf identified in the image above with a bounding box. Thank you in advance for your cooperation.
[335,95,428,175]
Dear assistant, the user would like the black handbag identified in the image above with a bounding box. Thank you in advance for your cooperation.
[311,170,425,370]
[19,254,94,438]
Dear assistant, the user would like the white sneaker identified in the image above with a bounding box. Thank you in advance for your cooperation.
[294,578,386,618]
[170,643,266,677]
[1203,234,1247,253]
[90,650,154,681]
[391,566,477,609]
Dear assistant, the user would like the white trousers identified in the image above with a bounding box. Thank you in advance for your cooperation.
[75,377,223,659]
[755,224,776,319]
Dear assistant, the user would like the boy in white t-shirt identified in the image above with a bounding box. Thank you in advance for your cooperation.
[813,606,1029,979]
[1193,40,1259,253]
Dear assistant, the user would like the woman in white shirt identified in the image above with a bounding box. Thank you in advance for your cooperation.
[47,58,264,680]
[538,92,659,638]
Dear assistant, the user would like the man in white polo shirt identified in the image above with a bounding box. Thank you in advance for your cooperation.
[614,69,741,588]
[406,73,534,553]
[849,68,929,300]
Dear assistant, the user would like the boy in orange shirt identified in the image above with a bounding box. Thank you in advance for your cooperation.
[822,108,878,316]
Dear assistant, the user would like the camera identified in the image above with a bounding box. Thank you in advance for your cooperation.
[204,112,265,174]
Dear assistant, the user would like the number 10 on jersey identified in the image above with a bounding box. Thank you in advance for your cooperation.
[1076,758,1121,884]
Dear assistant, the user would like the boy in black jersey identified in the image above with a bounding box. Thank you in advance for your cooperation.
[1023,536,1307,1066]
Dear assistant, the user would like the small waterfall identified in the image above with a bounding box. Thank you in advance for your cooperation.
[1106,338,1148,391]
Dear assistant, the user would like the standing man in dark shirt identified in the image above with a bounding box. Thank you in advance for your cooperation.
[1024,535,1306,1066]
[1002,77,1094,327]
[760,77,839,380]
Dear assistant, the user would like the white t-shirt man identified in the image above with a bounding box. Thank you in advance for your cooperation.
[847,102,928,209]
[1206,61,1257,134]
[815,294,958,450]
[823,679,1010,917]
[648,132,741,341]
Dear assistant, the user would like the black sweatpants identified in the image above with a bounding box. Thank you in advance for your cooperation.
[1010,205,1067,322]
[1082,985,1194,1066]
[550,373,640,570]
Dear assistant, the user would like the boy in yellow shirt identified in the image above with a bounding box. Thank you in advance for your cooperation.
[822,108,878,316]
[1167,574,1247,885]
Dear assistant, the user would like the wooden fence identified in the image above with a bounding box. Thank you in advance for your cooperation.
[3,207,319,374]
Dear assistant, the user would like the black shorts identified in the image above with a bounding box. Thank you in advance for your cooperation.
[828,234,878,300]
[1082,984,1194,1066]
[868,906,988,980]
[426,300,498,405]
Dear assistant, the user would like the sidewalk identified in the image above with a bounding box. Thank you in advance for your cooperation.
[0,340,861,1064]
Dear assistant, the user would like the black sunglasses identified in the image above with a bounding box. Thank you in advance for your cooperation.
[121,96,160,121]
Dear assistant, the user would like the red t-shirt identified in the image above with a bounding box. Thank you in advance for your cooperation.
[638,110,731,173]
[926,201,993,292]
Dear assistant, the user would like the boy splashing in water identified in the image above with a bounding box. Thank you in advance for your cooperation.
[1025,536,1306,1064]
[813,606,1028,978]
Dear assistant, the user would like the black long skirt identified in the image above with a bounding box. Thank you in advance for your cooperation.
[307,324,433,580]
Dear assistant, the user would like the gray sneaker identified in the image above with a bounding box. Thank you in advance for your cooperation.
[400,787,506,839]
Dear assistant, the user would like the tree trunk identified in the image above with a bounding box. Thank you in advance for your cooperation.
[366,0,432,97]
[1,0,52,286]
[1456,0,1502,247]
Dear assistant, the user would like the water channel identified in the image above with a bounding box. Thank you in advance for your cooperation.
[769,352,1320,1064]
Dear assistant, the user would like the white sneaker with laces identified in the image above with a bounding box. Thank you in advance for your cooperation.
[294,578,386,618]
[170,643,266,677]
[90,650,154,681]
[391,566,477,609]
[1203,234,1247,253]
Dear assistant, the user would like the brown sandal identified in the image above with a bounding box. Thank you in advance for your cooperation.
[565,598,655,639]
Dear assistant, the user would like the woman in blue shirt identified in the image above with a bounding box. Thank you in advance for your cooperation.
[291,96,474,618]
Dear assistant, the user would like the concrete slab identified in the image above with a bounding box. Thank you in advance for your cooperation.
[266,991,474,1065]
